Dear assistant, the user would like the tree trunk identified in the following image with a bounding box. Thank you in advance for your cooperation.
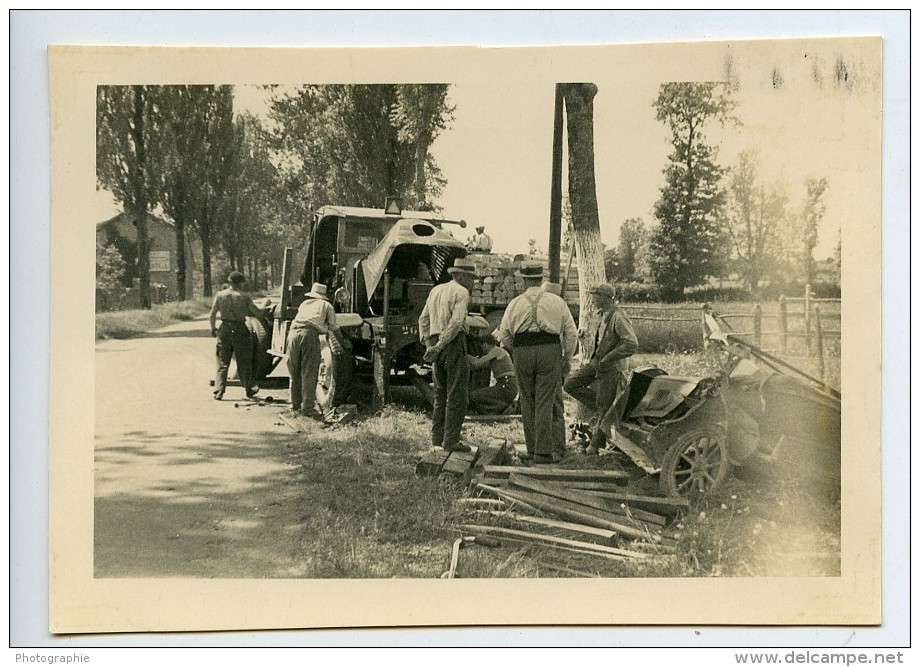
[131,85,151,310]
[200,211,213,297]
[414,141,427,206]
[175,217,187,301]
[563,83,606,346]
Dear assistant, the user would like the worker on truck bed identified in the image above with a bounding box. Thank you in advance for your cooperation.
[418,257,477,453]
[466,225,493,253]
[287,282,342,421]
[210,271,263,401]
[495,261,577,465]
[467,333,517,415]
[564,283,638,454]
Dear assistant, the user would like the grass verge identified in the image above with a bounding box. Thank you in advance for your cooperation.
[96,297,213,340]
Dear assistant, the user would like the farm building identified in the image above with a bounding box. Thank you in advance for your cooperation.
[96,211,202,300]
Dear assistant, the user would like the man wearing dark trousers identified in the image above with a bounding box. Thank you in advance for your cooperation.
[541,280,570,457]
[419,258,477,452]
[496,262,578,464]
[564,283,638,454]
[209,271,264,400]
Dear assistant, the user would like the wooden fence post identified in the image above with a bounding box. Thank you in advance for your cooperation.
[804,284,812,355]
[753,303,762,348]
[779,296,788,354]
[701,303,711,349]
[814,306,826,385]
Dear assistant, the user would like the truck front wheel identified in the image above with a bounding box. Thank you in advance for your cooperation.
[316,336,354,410]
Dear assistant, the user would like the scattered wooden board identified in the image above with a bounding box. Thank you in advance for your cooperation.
[482,466,630,482]
[508,474,667,526]
[460,524,648,559]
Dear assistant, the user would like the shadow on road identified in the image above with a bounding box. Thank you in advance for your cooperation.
[94,425,313,578]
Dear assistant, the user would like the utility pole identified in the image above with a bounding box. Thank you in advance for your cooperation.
[548,84,564,283]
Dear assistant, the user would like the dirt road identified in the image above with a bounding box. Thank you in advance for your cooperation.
[94,316,309,578]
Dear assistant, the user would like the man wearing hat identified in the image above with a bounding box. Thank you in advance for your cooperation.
[210,271,265,400]
[418,257,477,452]
[466,225,493,253]
[564,283,638,454]
[287,281,342,420]
[495,262,578,464]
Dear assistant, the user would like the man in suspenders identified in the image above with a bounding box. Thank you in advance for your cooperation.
[496,262,578,464]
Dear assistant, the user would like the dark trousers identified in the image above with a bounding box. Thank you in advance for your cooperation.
[469,375,517,415]
[287,325,321,416]
[564,362,627,434]
[215,321,254,395]
[431,334,469,448]
[513,342,561,457]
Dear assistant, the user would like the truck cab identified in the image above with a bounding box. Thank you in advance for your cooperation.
[270,205,488,408]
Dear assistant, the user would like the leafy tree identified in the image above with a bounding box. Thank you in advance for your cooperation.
[725,150,789,296]
[610,217,649,282]
[650,82,736,300]
[799,177,829,286]
[95,241,126,293]
[269,84,452,215]
[96,85,161,308]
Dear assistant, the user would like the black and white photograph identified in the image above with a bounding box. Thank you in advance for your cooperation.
[41,29,888,638]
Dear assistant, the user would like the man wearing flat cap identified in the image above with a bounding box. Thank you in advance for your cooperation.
[209,271,265,401]
[418,257,477,452]
[495,262,577,464]
[564,282,638,454]
[287,281,342,420]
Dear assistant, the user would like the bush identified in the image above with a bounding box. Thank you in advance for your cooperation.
[614,282,661,303]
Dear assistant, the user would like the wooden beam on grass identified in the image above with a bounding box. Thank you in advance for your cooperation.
[509,473,667,526]
[488,510,617,545]
[460,524,648,559]
[577,490,690,517]
[480,484,661,542]
[482,465,630,482]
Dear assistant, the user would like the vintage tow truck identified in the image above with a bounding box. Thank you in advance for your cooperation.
[263,204,490,409]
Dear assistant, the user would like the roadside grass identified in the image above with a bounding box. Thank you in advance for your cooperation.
[96,297,213,340]
[282,396,841,579]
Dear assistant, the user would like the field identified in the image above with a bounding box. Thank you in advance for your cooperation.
[95,296,215,340]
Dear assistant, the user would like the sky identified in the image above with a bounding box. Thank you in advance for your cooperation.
[95,39,879,263]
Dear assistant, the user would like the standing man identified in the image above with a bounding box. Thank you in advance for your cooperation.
[287,282,341,420]
[541,280,570,458]
[564,283,638,454]
[496,262,578,464]
[418,258,478,452]
[466,225,493,253]
[209,271,264,400]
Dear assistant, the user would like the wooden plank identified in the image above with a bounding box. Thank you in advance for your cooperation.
[491,486,663,541]
[578,490,690,517]
[474,482,542,514]
[473,442,512,469]
[414,449,450,477]
[482,466,630,481]
[456,498,506,508]
[509,474,667,527]
[460,524,648,559]
[441,452,476,476]
[488,511,617,544]
[543,480,629,491]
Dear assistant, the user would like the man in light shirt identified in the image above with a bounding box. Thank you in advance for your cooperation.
[287,282,341,420]
[495,262,578,464]
[466,225,493,253]
[418,258,477,452]
[541,280,571,458]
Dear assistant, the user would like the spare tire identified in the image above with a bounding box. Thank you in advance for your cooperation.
[316,336,354,410]
[246,317,273,381]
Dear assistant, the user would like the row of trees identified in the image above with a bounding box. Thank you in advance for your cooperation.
[96,84,453,306]
[604,82,832,300]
